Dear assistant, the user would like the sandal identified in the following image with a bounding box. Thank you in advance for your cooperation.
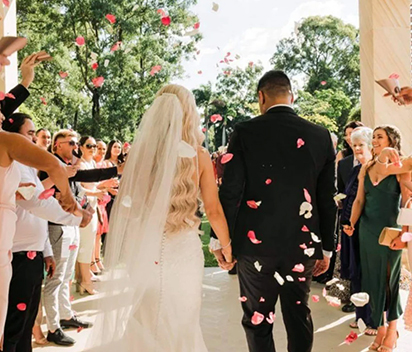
[90,261,101,275]
[96,258,105,271]
[369,342,381,351]
[377,329,399,352]
[365,327,378,336]
[349,321,358,329]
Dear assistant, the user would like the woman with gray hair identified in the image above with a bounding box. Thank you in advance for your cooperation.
[339,127,376,334]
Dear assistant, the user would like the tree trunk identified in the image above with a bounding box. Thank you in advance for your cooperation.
[92,89,101,136]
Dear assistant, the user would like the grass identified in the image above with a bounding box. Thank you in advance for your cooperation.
[200,219,218,267]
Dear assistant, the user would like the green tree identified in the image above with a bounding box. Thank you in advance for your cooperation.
[271,16,360,101]
[17,0,200,140]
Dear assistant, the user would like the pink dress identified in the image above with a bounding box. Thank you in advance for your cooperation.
[0,162,20,343]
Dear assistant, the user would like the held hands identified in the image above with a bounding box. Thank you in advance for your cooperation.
[343,224,355,237]
[313,255,330,277]
[213,247,236,271]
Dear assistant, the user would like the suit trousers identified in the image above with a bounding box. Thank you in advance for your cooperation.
[3,251,43,352]
[237,256,316,352]
[44,225,79,332]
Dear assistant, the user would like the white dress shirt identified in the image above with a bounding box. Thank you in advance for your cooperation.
[14,163,82,257]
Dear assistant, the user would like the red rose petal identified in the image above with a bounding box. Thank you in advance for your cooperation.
[105,14,116,24]
[251,311,264,325]
[297,138,305,149]
[2,0,10,7]
[161,16,171,26]
[312,295,320,303]
[91,62,98,70]
[301,225,309,232]
[155,261,159,265]
[221,153,233,164]
[17,303,26,311]
[292,264,305,273]
[344,331,358,345]
[265,179,272,185]
[27,251,37,260]
[247,200,259,209]
[38,188,55,200]
[8,118,13,124]
[75,36,85,46]
[247,231,262,245]
[194,22,200,29]
[303,188,311,203]
[69,245,78,251]
[77,326,84,333]
[210,114,223,123]
[92,76,105,88]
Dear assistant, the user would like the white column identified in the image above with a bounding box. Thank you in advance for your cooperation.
[0,0,18,92]
[359,0,412,153]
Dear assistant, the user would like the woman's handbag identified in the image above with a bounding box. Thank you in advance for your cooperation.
[397,198,412,226]
[379,227,403,247]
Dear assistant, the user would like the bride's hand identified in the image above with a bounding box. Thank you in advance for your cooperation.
[222,245,234,265]
[213,249,235,271]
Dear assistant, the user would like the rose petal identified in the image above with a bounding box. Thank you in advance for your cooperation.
[2,0,10,7]
[304,248,315,257]
[247,231,262,244]
[111,41,121,52]
[157,9,166,17]
[69,245,78,251]
[254,261,262,272]
[320,81,327,86]
[202,127,207,133]
[221,153,233,164]
[77,326,84,333]
[311,233,321,243]
[212,2,219,12]
[358,318,367,333]
[150,65,162,76]
[92,76,105,88]
[301,225,309,232]
[198,70,202,74]
[248,61,254,67]
[40,97,47,105]
[292,264,305,273]
[344,331,358,345]
[75,36,85,46]
[27,251,37,260]
[274,272,284,285]
[91,62,98,70]
[297,138,305,149]
[70,295,74,302]
[104,59,110,67]
[266,312,275,324]
[259,297,265,303]
[8,118,13,123]
[59,71,68,79]
[194,22,200,29]
[265,179,272,185]
[0,92,5,100]
[17,185,36,201]
[322,288,327,297]
[105,14,116,24]
[299,243,307,249]
[247,200,261,209]
[296,301,301,305]
[38,188,55,200]
[210,114,223,123]
[17,303,27,311]
[161,16,171,26]
[303,189,311,203]
[350,292,370,307]
[312,295,320,303]
[5,93,15,99]
[178,141,196,158]
[336,244,342,252]
[286,275,294,282]
[251,311,264,325]
[389,73,400,80]
[298,277,306,282]
[239,296,248,302]
[121,195,132,208]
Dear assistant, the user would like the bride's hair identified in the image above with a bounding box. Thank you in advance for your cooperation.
[155,84,205,234]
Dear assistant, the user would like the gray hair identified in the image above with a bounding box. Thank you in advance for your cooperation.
[351,127,373,148]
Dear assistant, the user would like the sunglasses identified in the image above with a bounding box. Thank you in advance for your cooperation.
[85,144,97,149]
[60,140,79,147]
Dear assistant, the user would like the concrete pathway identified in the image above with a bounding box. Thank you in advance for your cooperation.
[34,268,412,352]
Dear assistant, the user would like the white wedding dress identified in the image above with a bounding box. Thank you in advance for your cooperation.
[86,92,208,352]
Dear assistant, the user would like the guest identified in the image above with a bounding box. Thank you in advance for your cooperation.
[336,121,364,164]
[345,125,409,351]
[339,128,376,335]
[35,128,51,150]
[76,137,105,294]
[0,114,77,346]
[1,115,92,352]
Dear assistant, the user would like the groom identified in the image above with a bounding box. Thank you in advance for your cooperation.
[216,71,337,352]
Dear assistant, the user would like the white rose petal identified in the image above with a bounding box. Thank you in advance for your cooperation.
[304,248,315,257]
[17,185,36,201]
[274,272,284,286]
[122,195,132,208]
[358,318,367,333]
[254,261,262,272]
[350,292,370,307]
[311,233,321,243]
[286,275,294,282]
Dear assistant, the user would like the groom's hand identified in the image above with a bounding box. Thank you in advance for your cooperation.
[213,249,236,271]
[313,255,330,277]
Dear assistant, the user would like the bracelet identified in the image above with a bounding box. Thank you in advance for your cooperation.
[376,156,388,165]
[221,240,232,249]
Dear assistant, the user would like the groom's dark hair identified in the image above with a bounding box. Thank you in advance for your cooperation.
[257,70,292,97]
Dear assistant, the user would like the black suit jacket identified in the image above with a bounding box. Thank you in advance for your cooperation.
[0,84,30,117]
[218,106,337,261]
[337,155,354,194]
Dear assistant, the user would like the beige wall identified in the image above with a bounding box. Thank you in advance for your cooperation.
[0,1,18,92]
[359,0,412,154]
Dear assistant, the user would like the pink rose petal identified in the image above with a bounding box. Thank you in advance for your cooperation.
[221,153,233,164]
[259,297,265,303]
[2,0,10,7]
[301,225,309,232]
[59,71,68,79]
[239,296,248,302]
[303,189,311,203]
[247,200,260,209]
[91,62,98,70]
[298,277,306,282]
[322,288,327,297]
[248,61,254,67]
[75,36,85,46]
[40,97,47,105]
[17,303,26,311]
[150,65,162,76]
[296,301,301,305]
[194,22,200,29]
[297,138,305,149]
[8,118,13,124]
[92,76,105,88]
[266,312,275,324]
[312,295,320,303]
[105,14,116,24]
[247,231,262,245]
[157,9,166,17]
[292,264,305,273]
[299,243,307,249]
[0,92,5,100]
[344,331,358,345]
[251,311,264,325]
[69,245,78,251]
[70,295,74,302]
[202,127,207,133]
[389,73,399,80]
[336,244,342,252]
[38,188,55,200]
[111,41,121,52]
[265,179,272,185]
[210,114,223,123]
[27,251,37,260]
[5,93,15,99]
[320,81,327,86]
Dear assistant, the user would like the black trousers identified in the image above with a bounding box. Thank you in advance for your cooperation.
[237,256,316,352]
[3,251,43,352]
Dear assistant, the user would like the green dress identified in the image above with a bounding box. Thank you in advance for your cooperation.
[359,174,403,327]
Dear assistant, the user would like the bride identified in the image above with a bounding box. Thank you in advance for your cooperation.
[86,84,234,351]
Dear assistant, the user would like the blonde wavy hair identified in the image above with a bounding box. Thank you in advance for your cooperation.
[156,84,205,234]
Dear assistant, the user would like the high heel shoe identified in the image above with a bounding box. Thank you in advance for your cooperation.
[79,283,97,296]
[377,329,399,352]
[369,327,386,351]
[96,258,105,271]
[90,261,101,275]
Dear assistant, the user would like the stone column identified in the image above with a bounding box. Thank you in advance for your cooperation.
[359,0,412,153]
[0,1,18,93]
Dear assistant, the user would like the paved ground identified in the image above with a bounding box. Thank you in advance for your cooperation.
[34,268,412,352]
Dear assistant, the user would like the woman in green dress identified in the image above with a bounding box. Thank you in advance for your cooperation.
[344,125,410,352]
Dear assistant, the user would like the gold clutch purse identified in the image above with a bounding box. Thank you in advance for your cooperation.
[378,227,402,247]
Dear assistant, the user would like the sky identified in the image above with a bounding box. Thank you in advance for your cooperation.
[173,0,359,90]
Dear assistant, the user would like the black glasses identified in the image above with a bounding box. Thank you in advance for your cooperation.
[60,140,79,147]
[85,144,97,149]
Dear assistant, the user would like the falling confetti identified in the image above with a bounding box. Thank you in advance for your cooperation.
[296,301,301,305]
[105,14,116,24]
[389,73,399,80]
[247,231,262,244]
[311,233,321,243]
[297,138,305,149]
[157,9,166,17]
[304,248,315,257]
[336,243,342,252]
[59,71,68,79]
[75,36,85,46]
[358,318,367,333]
[17,303,27,311]
[27,251,37,260]
[8,118,13,123]
[0,92,5,100]
[298,277,306,282]
[221,153,233,164]
[350,292,369,307]
[122,195,132,208]
[259,297,265,303]
[286,275,294,282]
[251,311,264,325]
[299,243,307,249]
[69,245,78,251]
[38,188,55,200]
[92,76,105,88]
[301,225,309,232]
[111,41,121,52]
[320,81,327,86]
[2,0,10,7]
[303,189,311,203]
[193,22,200,29]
